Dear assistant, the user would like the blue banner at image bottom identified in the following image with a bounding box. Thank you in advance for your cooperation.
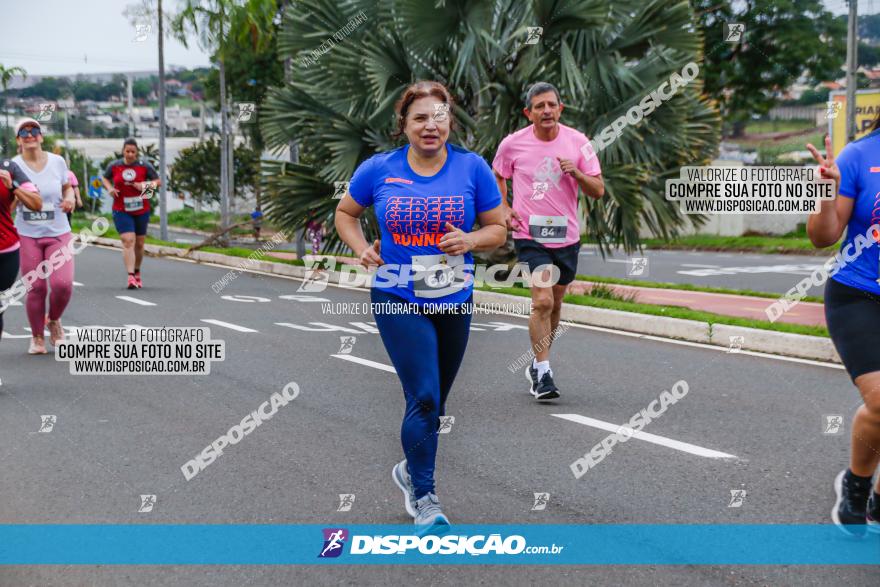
[0,525,877,565]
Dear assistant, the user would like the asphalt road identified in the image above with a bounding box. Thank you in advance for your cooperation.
[0,245,876,586]
[577,246,829,296]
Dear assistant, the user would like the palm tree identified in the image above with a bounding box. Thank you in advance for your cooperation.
[0,64,26,156]
[261,0,720,255]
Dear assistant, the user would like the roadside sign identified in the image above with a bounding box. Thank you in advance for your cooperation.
[828,89,880,157]
[88,176,103,199]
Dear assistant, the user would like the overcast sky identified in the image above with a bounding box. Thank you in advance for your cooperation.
[0,0,870,77]
[1,0,211,76]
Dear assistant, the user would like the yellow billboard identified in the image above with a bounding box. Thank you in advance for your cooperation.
[829,89,880,157]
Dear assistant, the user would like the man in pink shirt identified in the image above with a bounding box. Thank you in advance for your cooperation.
[493,82,604,400]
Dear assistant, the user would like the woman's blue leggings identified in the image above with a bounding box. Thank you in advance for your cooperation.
[371,288,472,499]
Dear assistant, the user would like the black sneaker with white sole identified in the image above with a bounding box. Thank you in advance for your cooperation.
[832,469,870,536]
[867,490,880,533]
[531,371,560,401]
[525,364,538,395]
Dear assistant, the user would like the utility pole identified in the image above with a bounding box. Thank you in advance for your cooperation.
[127,74,134,137]
[218,5,230,235]
[158,0,168,241]
[846,0,859,143]
[198,101,204,139]
[280,0,305,259]
[228,109,235,218]
[63,109,71,167]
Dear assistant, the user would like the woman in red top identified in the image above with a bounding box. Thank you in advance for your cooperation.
[102,138,160,289]
[0,158,42,342]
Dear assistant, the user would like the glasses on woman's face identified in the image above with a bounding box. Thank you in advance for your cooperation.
[17,127,41,138]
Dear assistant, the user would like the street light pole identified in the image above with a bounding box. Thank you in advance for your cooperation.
[158,0,168,241]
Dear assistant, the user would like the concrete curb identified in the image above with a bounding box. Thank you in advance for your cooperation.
[88,236,841,365]
[144,223,286,242]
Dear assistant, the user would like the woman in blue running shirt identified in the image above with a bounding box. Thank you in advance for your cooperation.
[335,81,506,529]
[807,128,880,535]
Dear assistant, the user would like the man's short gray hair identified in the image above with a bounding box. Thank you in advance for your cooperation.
[524,82,562,109]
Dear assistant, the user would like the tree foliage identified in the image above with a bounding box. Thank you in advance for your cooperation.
[169,138,258,203]
[260,0,721,254]
[693,0,846,135]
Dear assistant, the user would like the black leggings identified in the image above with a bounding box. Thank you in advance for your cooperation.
[0,248,20,341]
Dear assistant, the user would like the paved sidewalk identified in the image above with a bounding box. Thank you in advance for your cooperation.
[566,281,825,327]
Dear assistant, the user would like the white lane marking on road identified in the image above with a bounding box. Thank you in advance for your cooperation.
[73,281,83,286]
[331,354,396,373]
[115,296,156,306]
[276,322,362,333]
[201,319,258,333]
[128,246,843,370]
[552,413,738,459]
[349,321,379,333]
[0,329,36,339]
[680,264,720,268]
[604,259,630,264]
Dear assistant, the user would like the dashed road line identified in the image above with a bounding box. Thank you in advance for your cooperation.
[331,354,396,373]
[552,413,738,459]
[200,319,258,333]
[115,296,156,306]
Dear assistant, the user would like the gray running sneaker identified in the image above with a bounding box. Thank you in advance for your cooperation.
[392,459,417,518]
[413,493,450,529]
[525,363,538,395]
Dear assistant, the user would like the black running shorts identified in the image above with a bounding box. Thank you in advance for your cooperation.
[513,239,580,286]
[825,277,880,381]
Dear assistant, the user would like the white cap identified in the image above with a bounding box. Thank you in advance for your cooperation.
[14,117,41,135]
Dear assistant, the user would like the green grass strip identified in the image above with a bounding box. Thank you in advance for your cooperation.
[482,285,829,338]
[573,274,824,304]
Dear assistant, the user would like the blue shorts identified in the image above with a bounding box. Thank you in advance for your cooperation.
[113,211,150,236]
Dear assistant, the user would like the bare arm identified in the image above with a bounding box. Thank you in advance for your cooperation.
[60,182,75,213]
[335,193,383,267]
[557,157,604,199]
[494,169,509,207]
[806,136,853,248]
[1,168,41,211]
[102,177,118,197]
[576,172,604,199]
[494,169,523,230]
[13,186,42,211]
